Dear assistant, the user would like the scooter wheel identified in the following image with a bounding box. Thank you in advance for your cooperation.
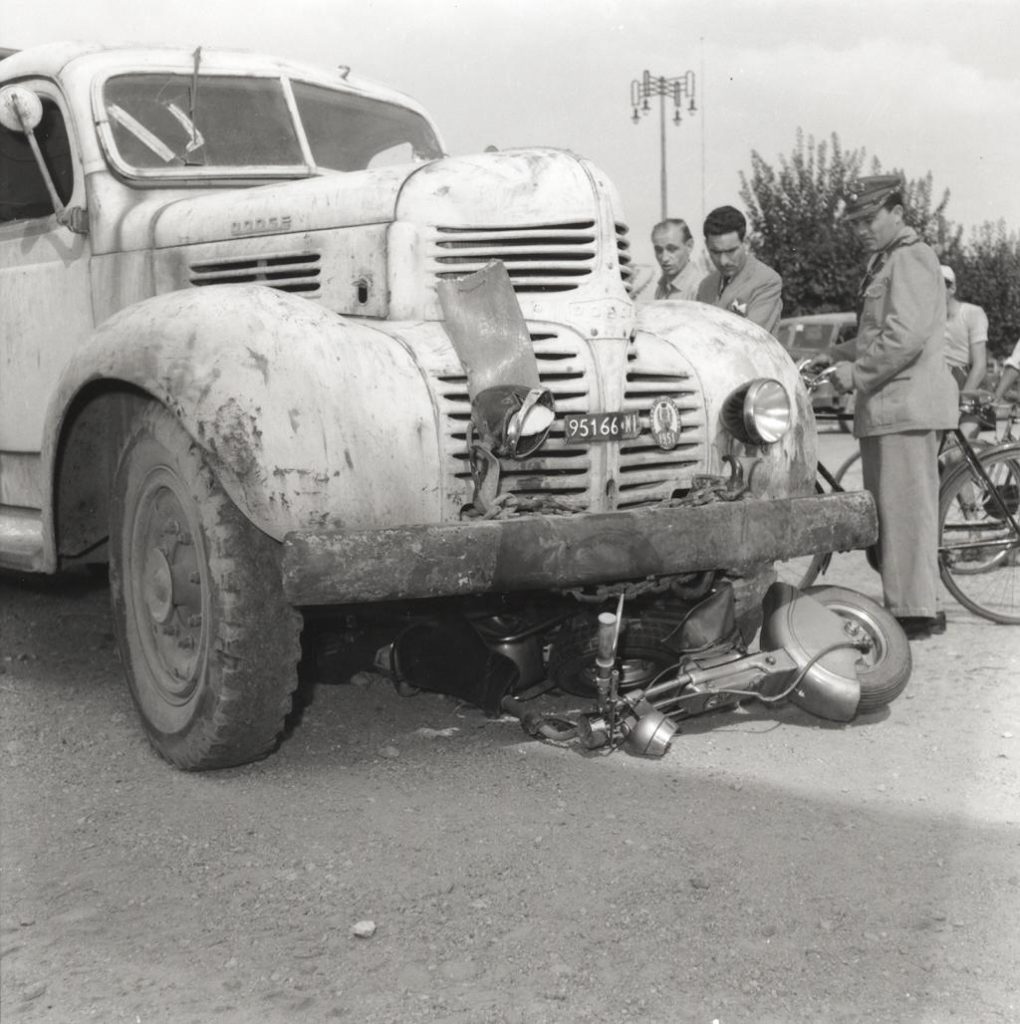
[801,586,911,712]
[547,614,680,698]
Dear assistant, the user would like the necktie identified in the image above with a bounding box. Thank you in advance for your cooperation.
[855,237,918,325]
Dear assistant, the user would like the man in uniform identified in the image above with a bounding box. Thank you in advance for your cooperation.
[828,176,959,640]
[651,218,700,300]
[695,205,782,334]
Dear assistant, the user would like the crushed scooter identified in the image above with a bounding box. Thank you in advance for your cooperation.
[376,580,912,759]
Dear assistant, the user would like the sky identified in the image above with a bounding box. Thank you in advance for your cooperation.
[6,0,1019,273]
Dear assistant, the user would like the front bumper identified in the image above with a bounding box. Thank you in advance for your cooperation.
[280,491,876,606]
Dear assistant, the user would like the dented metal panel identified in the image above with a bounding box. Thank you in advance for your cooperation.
[47,285,446,539]
[636,301,818,498]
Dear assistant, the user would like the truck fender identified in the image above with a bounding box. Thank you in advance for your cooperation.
[48,285,445,544]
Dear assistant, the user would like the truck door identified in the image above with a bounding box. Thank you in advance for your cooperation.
[0,81,93,569]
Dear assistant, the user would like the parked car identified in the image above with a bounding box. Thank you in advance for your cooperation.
[0,43,876,769]
[776,313,857,431]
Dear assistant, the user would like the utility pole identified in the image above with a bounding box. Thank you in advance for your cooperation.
[630,70,697,222]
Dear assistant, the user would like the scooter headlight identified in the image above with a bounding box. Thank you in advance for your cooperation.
[723,378,791,445]
[473,385,555,459]
[505,387,556,458]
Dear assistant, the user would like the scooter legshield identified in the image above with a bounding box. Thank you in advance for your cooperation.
[760,582,861,722]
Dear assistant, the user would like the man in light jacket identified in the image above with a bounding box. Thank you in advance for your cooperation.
[829,175,959,640]
[651,218,701,300]
[695,205,783,335]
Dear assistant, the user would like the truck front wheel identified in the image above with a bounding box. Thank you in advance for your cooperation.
[110,404,301,770]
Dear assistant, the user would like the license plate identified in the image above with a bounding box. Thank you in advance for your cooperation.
[563,411,641,443]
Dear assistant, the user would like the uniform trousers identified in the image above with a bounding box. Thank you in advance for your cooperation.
[859,430,941,619]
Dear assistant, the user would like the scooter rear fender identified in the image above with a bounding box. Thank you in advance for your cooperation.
[760,582,861,721]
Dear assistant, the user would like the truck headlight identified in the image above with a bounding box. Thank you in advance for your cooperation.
[723,378,791,445]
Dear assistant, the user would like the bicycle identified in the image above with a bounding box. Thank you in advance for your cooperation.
[832,393,1018,489]
[778,373,1020,624]
[937,401,1020,624]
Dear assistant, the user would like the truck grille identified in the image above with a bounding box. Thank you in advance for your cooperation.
[437,329,706,513]
[189,253,322,294]
[426,222,596,294]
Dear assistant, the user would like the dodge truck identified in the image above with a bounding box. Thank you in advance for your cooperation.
[0,43,876,768]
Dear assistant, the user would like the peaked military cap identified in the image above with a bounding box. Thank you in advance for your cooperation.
[843,175,904,221]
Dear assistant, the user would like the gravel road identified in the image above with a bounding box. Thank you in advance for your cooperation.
[2,432,1019,1024]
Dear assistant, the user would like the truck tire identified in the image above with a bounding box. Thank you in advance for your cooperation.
[109,403,302,770]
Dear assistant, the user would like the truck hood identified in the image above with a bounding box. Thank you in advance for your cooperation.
[395,147,611,224]
[145,148,613,250]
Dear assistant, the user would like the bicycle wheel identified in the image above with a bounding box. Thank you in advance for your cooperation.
[834,449,862,487]
[774,551,828,590]
[938,441,1020,624]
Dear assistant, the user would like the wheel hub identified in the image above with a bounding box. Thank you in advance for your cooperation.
[143,547,174,624]
[131,480,206,702]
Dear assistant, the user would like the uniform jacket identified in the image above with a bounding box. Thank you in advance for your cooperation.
[696,253,783,335]
[655,260,701,300]
[849,225,958,437]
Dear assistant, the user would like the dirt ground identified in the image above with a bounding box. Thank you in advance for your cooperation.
[2,432,1019,1024]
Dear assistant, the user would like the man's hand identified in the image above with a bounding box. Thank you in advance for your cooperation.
[831,361,855,394]
[960,389,994,404]
[804,353,833,373]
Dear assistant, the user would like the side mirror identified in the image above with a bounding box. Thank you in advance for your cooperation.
[0,84,88,235]
[0,85,44,133]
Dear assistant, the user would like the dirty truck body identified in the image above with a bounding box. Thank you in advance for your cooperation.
[0,44,876,768]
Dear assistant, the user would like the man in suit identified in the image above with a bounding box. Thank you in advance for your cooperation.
[651,218,700,300]
[828,175,959,640]
[695,205,782,334]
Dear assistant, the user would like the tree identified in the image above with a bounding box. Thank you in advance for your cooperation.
[739,130,1019,361]
[739,130,864,315]
[738,130,961,317]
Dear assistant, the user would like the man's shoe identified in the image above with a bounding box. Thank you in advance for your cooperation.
[931,611,947,635]
[896,616,936,641]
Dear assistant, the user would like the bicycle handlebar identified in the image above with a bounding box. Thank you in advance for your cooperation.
[796,361,840,393]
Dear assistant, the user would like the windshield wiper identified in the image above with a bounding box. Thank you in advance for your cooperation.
[182,45,206,164]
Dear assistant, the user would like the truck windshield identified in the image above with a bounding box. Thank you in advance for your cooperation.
[102,72,442,175]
